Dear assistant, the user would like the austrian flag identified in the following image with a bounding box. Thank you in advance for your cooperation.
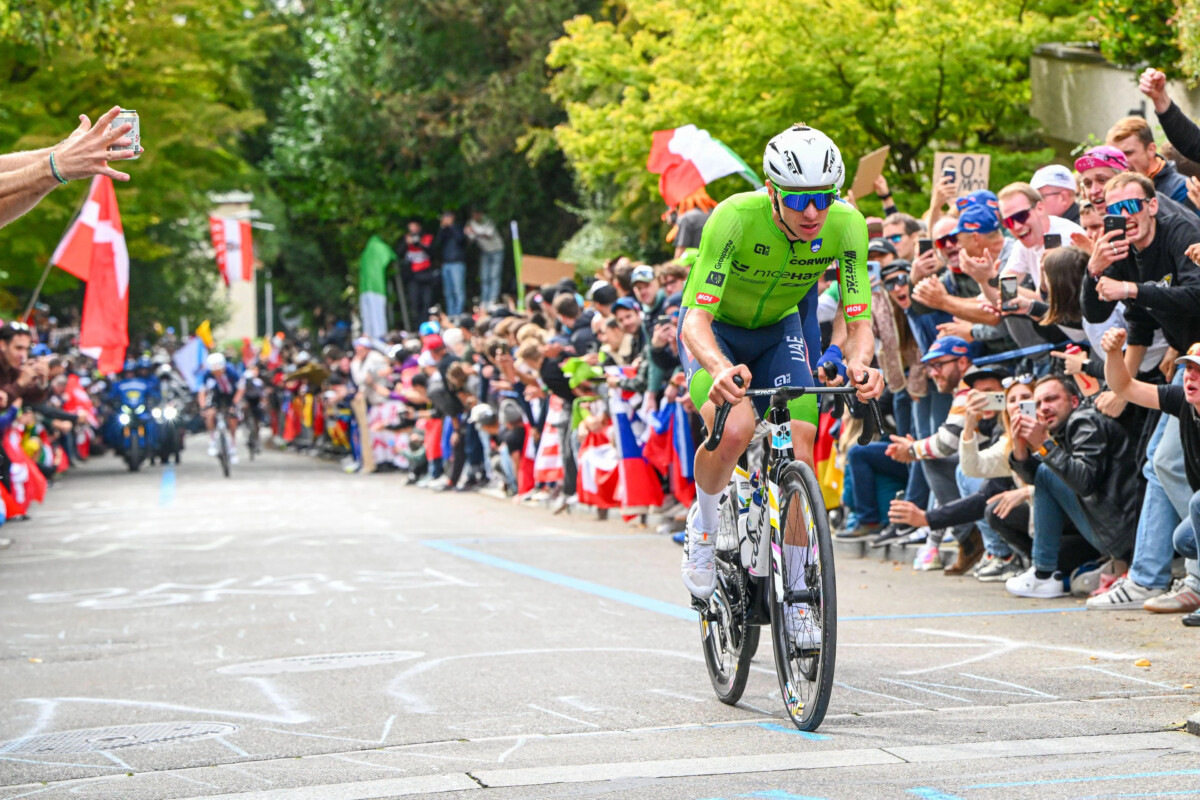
[209,217,255,286]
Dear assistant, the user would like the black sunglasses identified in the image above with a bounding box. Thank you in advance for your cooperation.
[884,273,910,290]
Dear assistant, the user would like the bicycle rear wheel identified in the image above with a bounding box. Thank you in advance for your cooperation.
[700,498,759,704]
[768,460,837,731]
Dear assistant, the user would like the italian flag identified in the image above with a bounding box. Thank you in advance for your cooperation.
[209,216,255,286]
[359,235,396,339]
[647,125,761,207]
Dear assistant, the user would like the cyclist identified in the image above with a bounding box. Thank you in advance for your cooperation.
[197,352,245,464]
[677,124,884,647]
[242,362,268,439]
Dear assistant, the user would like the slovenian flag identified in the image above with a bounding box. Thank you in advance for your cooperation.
[647,125,762,207]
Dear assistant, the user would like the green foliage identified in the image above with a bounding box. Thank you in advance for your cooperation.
[0,0,277,339]
[259,0,599,319]
[548,0,1088,225]
[0,0,128,56]
[1095,0,1182,69]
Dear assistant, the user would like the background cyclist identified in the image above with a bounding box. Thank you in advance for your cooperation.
[197,352,246,464]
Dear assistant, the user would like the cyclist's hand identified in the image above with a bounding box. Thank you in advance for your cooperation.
[846,362,883,401]
[710,364,751,406]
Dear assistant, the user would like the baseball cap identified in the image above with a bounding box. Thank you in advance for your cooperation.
[417,350,436,368]
[441,328,463,350]
[1074,145,1130,174]
[468,403,498,426]
[867,238,898,257]
[879,259,910,280]
[951,202,1002,236]
[591,284,618,306]
[962,364,1010,387]
[921,336,971,363]
[585,280,611,301]
[421,333,444,352]
[1031,164,1077,192]
[613,296,640,313]
[353,336,372,349]
[631,265,655,284]
[1176,341,1200,369]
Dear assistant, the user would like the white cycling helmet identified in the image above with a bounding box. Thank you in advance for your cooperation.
[763,124,845,191]
[205,352,227,371]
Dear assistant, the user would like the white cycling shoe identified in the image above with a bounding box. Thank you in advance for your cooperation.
[785,603,822,652]
[681,505,717,600]
[207,438,218,457]
[229,451,239,465]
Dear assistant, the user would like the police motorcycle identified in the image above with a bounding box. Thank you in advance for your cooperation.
[151,364,184,465]
[108,359,161,471]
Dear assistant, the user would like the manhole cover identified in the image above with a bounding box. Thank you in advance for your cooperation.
[217,650,422,675]
[1,721,238,755]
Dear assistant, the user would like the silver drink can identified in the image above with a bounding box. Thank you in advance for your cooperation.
[111,109,142,159]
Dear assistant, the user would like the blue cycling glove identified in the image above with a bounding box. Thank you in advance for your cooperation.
[816,344,847,382]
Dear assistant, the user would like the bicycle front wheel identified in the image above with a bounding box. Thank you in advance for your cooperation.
[218,429,231,478]
[768,460,837,731]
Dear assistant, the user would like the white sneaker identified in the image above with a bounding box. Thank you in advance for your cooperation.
[207,439,218,457]
[785,604,821,651]
[680,506,716,600]
[1085,576,1164,610]
[1006,566,1066,599]
[229,451,239,465]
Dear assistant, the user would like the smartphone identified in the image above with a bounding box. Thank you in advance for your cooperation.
[1019,400,1037,419]
[943,165,957,183]
[655,315,673,327]
[1104,214,1127,240]
[917,238,933,256]
[982,392,1007,412]
[1043,233,1062,250]
[999,274,1019,311]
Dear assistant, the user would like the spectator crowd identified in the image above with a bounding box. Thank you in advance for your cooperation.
[4,70,1200,636]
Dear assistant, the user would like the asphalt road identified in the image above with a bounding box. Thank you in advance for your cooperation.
[2,441,1198,800]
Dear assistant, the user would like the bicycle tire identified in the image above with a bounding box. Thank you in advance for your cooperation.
[768,460,837,731]
[700,497,759,704]
[127,433,141,472]
[218,428,230,478]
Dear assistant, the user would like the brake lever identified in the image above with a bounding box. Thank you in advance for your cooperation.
[821,362,845,419]
[703,374,744,451]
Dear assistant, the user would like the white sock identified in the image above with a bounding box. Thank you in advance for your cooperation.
[785,543,808,593]
[695,486,721,534]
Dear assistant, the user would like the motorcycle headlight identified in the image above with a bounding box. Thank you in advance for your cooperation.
[136,405,146,414]
[151,408,162,420]
[118,413,131,425]
[164,407,178,420]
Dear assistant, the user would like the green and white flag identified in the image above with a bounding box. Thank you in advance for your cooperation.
[359,235,395,338]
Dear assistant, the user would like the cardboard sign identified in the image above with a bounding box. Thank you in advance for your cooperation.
[849,145,891,200]
[521,255,576,287]
[933,152,991,195]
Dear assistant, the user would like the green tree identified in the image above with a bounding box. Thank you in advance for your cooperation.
[1,0,280,337]
[547,0,1087,230]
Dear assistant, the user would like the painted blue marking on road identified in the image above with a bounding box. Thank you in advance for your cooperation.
[424,540,1090,624]
[906,789,967,800]
[421,540,697,621]
[159,467,176,507]
[965,769,1200,789]
[757,722,830,740]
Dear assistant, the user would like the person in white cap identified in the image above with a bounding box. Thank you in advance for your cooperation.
[1030,165,1080,224]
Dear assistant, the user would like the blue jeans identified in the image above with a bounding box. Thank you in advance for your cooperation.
[1173,491,1200,590]
[1032,463,1104,573]
[957,466,1011,557]
[442,261,466,316]
[1129,370,1187,589]
[498,444,517,493]
[847,442,909,525]
[479,250,503,305]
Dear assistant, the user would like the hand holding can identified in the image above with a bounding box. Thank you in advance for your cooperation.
[109,108,142,159]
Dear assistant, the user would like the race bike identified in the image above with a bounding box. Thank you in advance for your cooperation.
[695,374,883,731]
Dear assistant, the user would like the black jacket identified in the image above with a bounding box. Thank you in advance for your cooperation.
[1009,405,1139,558]
[1081,196,1200,353]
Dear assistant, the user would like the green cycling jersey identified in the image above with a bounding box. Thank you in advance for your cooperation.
[680,190,872,328]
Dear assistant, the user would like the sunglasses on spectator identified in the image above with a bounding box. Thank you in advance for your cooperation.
[1002,373,1035,389]
[884,273,910,290]
[935,233,958,249]
[1106,198,1147,216]
[886,233,904,243]
[1002,207,1033,230]
[774,184,838,212]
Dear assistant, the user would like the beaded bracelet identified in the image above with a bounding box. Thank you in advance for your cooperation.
[49,152,68,184]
